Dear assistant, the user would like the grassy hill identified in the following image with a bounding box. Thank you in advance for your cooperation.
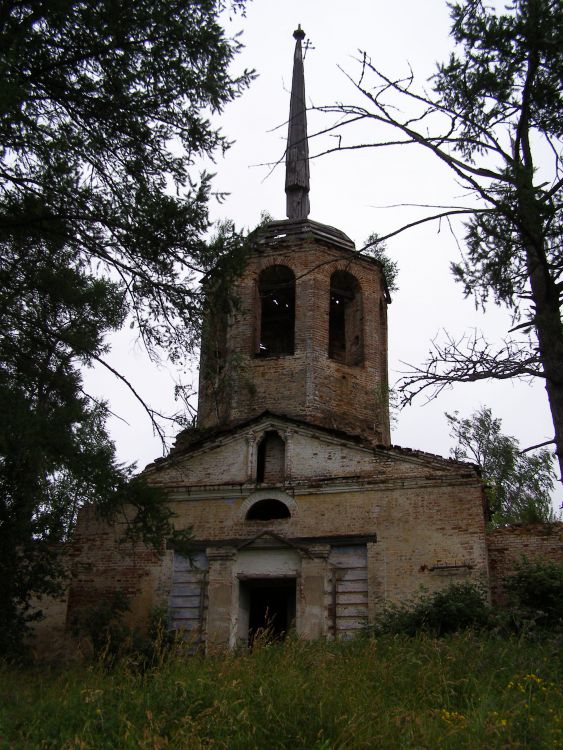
[1,633,562,749]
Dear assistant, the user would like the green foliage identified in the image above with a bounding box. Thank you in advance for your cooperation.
[0,0,252,654]
[327,0,563,477]
[70,591,132,662]
[362,233,399,293]
[70,595,177,669]
[432,0,563,476]
[447,406,557,525]
[373,581,491,637]
[502,557,563,630]
[1,634,562,748]
[438,0,562,311]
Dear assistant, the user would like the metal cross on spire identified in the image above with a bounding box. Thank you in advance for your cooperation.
[285,25,310,220]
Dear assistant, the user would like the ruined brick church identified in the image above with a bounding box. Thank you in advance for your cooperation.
[35,28,504,655]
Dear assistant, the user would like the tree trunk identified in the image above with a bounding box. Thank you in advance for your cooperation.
[518,183,563,480]
[526,246,563,480]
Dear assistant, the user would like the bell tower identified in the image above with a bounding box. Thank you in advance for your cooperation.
[196,28,391,445]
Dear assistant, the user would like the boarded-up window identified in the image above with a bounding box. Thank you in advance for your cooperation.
[256,431,285,483]
[326,545,368,639]
[258,265,295,356]
[169,551,208,649]
[329,271,363,365]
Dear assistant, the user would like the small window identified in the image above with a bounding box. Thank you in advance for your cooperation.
[256,431,285,483]
[329,271,363,365]
[246,499,291,521]
[258,265,295,356]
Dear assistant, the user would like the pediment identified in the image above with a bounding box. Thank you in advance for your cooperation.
[237,531,307,554]
[143,410,477,488]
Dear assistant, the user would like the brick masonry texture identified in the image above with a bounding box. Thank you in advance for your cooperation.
[487,522,563,605]
[63,506,172,634]
[197,232,391,444]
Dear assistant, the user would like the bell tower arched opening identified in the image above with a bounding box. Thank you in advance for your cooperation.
[329,271,363,366]
[257,265,295,356]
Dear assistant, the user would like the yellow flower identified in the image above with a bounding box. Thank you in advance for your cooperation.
[440,708,466,725]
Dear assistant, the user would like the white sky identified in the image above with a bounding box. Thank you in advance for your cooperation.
[84,0,561,509]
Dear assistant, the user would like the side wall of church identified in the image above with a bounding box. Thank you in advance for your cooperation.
[487,523,563,605]
[64,506,173,639]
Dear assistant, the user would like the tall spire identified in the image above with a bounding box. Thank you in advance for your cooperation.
[285,25,310,220]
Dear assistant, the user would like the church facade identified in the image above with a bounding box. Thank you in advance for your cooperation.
[37,29,491,654]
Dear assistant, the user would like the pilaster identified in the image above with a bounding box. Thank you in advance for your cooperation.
[298,544,330,639]
[205,547,236,652]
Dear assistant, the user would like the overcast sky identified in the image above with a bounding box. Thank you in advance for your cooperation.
[84,0,561,508]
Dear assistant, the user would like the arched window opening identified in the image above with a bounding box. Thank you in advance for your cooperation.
[246,498,291,521]
[329,271,363,365]
[256,431,285,484]
[258,265,295,356]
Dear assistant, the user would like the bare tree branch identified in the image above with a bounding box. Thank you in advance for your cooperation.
[520,439,555,454]
[396,332,544,407]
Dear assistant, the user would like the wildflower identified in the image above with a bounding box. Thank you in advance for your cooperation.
[440,709,466,726]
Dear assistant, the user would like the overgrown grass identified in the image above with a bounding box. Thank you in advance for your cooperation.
[1,633,562,749]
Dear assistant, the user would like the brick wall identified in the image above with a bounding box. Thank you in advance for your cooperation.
[487,522,563,605]
[65,505,173,632]
[197,232,390,443]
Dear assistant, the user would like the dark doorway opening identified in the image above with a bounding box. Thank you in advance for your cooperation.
[241,578,296,645]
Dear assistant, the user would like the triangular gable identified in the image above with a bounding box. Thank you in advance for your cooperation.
[143,410,478,488]
[237,531,312,557]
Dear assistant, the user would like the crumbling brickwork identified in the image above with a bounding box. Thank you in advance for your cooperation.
[487,522,563,605]
[196,221,391,445]
[64,506,172,632]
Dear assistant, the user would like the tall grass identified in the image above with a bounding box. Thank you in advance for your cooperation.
[1,633,562,749]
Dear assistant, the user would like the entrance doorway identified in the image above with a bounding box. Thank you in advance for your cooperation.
[239,578,296,645]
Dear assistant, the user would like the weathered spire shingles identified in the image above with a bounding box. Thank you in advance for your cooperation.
[285,26,310,220]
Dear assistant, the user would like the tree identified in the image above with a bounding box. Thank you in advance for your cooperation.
[316,0,563,476]
[363,233,399,294]
[447,406,557,525]
[0,0,252,653]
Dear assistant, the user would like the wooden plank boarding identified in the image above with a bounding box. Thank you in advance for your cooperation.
[169,552,209,649]
[326,545,368,639]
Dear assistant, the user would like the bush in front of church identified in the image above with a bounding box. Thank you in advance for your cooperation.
[373,581,491,637]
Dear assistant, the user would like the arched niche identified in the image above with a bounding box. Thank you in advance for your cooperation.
[257,265,295,356]
[328,270,363,366]
[256,430,285,484]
